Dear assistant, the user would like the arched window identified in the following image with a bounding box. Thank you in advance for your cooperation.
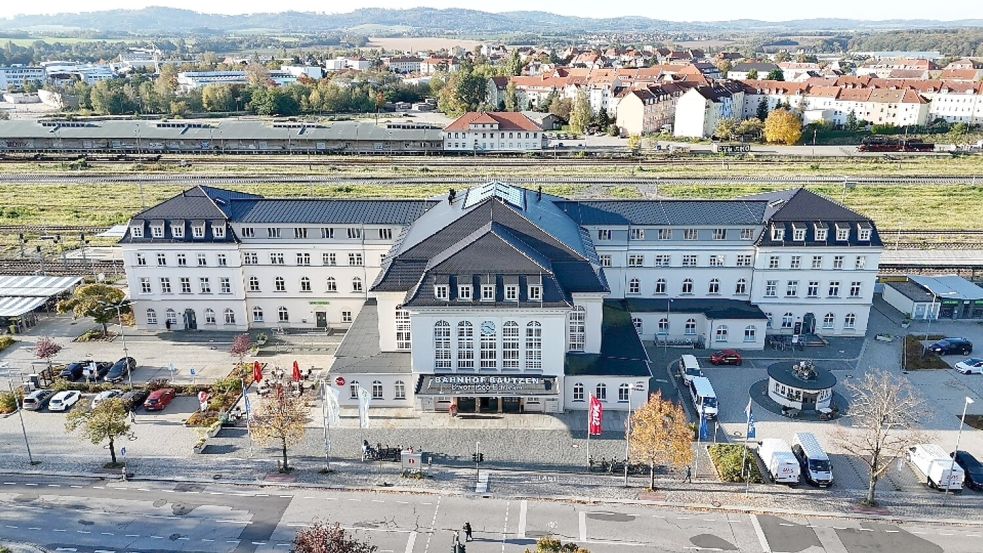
[166,308,177,325]
[349,380,359,400]
[479,321,497,369]
[735,278,747,295]
[372,380,383,399]
[844,313,857,329]
[823,313,835,329]
[628,278,640,294]
[715,325,728,342]
[685,318,696,335]
[252,307,264,322]
[632,317,643,334]
[146,308,157,325]
[744,325,756,342]
[568,306,585,352]
[658,318,669,334]
[457,321,474,369]
[248,276,260,292]
[654,278,667,295]
[224,308,236,325]
[708,278,720,294]
[595,382,607,401]
[618,383,630,402]
[300,277,311,292]
[274,276,286,292]
[434,321,451,369]
[204,308,216,325]
[394,380,406,400]
[573,382,585,402]
[326,277,337,292]
[525,321,542,370]
[782,312,794,329]
[395,307,411,350]
[352,276,363,293]
[502,321,519,369]
[278,306,289,322]
[682,278,693,294]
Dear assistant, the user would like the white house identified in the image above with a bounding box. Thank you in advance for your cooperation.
[673,83,746,138]
[442,112,544,152]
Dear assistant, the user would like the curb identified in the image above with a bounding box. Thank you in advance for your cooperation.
[3,468,980,528]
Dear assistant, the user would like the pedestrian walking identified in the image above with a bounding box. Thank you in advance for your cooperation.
[120,466,127,482]
[463,521,473,542]
[129,410,136,424]
[683,465,692,483]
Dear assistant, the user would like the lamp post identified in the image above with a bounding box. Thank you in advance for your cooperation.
[624,381,647,487]
[664,298,673,355]
[9,381,37,465]
[946,396,974,499]
[101,300,133,391]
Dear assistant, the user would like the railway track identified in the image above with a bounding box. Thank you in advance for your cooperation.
[0,258,123,276]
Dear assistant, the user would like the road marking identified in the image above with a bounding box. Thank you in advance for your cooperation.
[77,530,91,534]
[100,532,115,535]
[70,485,83,489]
[216,520,251,524]
[501,500,510,553]
[396,500,409,504]
[885,530,900,533]
[177,537,189,540]
[137,488,150,492]
[912,531,927,535]
[303,496,316,499]
[372,499,386,503]
[124,534,139,537]
[54,548,76,552]
[939,532,954,536]
[47,484,61,487]
[251,542,266,545]
[92,486,103,489]
[202,539,214,542]
[25,483,37,486]
[287,523,307,527]
[749,515,772,553]
[208,492,224,495]
[423,495,441,553]
[857,528,874,532]
[150,536,164,539]
[518,499,528,539]
[404,531,417,553]
[2,482,14,485]
[254,493,269,497]
[347,498,361,501]
[28,527,40,531]
[94,550,115,553]
[579,511,587,542]
[280,495,293,498]
[4,525,17,529]
[53,529,67,533]
[967,534,981,538]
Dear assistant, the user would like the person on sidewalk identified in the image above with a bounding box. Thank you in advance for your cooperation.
[683,465,692,483]
[463,521,473,542]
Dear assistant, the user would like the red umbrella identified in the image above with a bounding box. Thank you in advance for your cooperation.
[253,361,263,383]
[291,360,302,382]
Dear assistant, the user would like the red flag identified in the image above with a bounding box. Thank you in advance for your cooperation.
[291,360,301,382]
[588,395,604,436]
[253,361,263,383]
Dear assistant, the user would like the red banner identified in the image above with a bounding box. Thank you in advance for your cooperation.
[588,395,604,436]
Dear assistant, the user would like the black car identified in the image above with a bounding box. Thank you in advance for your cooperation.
[121,389,149,411]
[105,357,137,383]
[928,338,973,356]
[60,361,112,381]
[952,450,983,491]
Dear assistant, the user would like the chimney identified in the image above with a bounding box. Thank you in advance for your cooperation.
[448,188,457,202]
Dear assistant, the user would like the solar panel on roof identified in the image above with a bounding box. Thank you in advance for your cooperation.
[463,181,525,210]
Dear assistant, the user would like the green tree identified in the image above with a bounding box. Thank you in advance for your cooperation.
[505,49,524,76]
[202,84,235,112]
[549,96,572,121]
[65,398,131,465]
[90,80,131,115]
[746,69,759,80]
[736,118,765,141]
[766,69,785,81]
[504,81,519,112]
[715,118,738,140]
[774,51,791,63]
[756,97,770,121]
[57,284,127,336]
[764,108,803,145]
[569,90,591,135]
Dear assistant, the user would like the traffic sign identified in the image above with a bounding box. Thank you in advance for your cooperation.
[189,368,197,376]
[335,376,346,387]
[120,447,127,459]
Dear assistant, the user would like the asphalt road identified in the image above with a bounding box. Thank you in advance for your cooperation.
[0,474,978,553]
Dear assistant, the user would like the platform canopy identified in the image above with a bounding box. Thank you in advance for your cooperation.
[0,275,81,317]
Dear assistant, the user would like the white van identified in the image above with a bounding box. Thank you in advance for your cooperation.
[791,432,833,487]
[678,354,704,383]
[757,439,801,485]
[908,444,964,491]
[688,376,718,420]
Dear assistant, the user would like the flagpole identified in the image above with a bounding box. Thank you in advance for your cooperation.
[322,380,330,471]
[694,416,701,481]
[586,393,592,471]
[743,395,751,496]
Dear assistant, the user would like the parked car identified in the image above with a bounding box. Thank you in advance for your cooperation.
[121,389,149,410]
[143,388,176,411]
[954,358,983,375]
[677,354,704,383]
[48,390,82,412]
[710,349,743,366]
[928,337,973,356]
[104,357,137,383]
[22,389,55,411]
[58,362,87,381]
[952,450,983,491]
[91,389,123,408]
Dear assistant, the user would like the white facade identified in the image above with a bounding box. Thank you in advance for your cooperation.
[0,66,45,90]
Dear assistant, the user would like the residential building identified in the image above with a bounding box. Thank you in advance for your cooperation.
[281,65,325,80]
[176,71,297,92]
[615,82,691,136]
[728,62,780,81]
[0,65,45,90]
[673,82,746,138]
[442,112,544,152]
[386,56,423,74]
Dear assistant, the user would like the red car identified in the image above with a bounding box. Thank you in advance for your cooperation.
[143,388,176,411]
[710,349,743,366]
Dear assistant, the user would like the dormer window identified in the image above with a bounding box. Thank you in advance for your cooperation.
[458,284,473,301]
[792,224,806,241]
[434,284,449,301]
[528,285,542,301]
[630,228,645,240]
[858,223,872,241]
[213,225,225,239]
[835,223,850,241]
[192,224,205,239]
[814,223,828,241]
[151,224,164,238]
[171,223,184,238]
[481,284,495,301]
[130,225,143,238]
[771,225,785,241]
[505,285,518,301]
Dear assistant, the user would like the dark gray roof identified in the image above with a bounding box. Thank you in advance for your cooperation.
[565,300,652,377]
[767,361,837,390]
[556,200,768,226]
[884,280,935,303]
[229,198,437,225]
[732,62,780,72]
[745,189,883,248]
[330,299,411,375]
[625,298,768,320]
[130,185,260,221]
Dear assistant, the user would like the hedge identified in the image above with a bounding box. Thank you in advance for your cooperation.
[708,444,763,483]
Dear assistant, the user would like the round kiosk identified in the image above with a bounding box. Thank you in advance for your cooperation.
[766,360,837,412]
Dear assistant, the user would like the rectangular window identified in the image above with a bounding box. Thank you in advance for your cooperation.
[658,228,672,240]
[599,255,612,267]
[786,280,798,297]
[241,227,255,238]
[294,228,308,239]
[342,311,352,323]
[199,277,211,294]
[741,228,754,240]
[435,285,449,300]
[792,227,806,241]
[828,281,840,297]
[321,228,335,239]
[180,277,192,294]
[347,228,362,239]
[213,225,225,239]
[768,255,780,269]
[481,284,495,301]
[503,323,519,369]
[683,229,698,240]
[176,254,187,266]
[505,285,518,301]
[628,255,644,267]
[712,228,726,240]
[836,225,849,241]
[833,255,844,269]
[156,253,167,266]
[858,226,872,241]
[790,255,801,269]
[458,285,472,301]
[654,255,670,267]
[349,253,363,266]
[220,278,231,294]
[737,254,753,267]
[139,278,151,294]
[379,228,393,240]
[771,226,784,240]
[197,253,207,266]
[855,255,866,269]
[765,280,777,297]
[267,227,281,238]
[243,252,258,265]
[296,253,311,266]
[151,225,164,238]
[811,256,823,270]
[324,252,336,265]
[136,253,146,266]
[217,254,227,266]
[192,225,204,239]
[807,281,819,297]
[597,229,612,240]
[682,255,697,267]
[269,253,284,265]
[172,225,184,238]
[160,278,171,294]
[709,255,724,267]
[815,225,828,241]
[630,228,645,240]
[529,285,542,301]
[850,281,862,297]
[131,226,143,238]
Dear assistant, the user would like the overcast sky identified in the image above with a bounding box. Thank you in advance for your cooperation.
[2,1,981,21]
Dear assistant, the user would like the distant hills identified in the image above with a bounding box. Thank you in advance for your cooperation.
[0,7,981,35]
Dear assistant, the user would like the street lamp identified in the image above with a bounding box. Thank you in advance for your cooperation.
[624,381,647,487]
[101,299,133,391]
[663,298,674,355]
[946,396,974,498]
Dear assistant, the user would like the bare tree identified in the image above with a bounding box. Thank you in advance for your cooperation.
[34,336,63,370]
[250,384,311,472]
[833,369,923,506]
[229,333,252,366]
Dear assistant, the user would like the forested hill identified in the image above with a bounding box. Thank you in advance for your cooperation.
[0,7,980,34]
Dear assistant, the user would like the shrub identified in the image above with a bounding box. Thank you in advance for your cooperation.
[708,444,762,483]
[0,392,17,414]
[0,335,14,352]
[903,335,949,370]
[75,329,106,342]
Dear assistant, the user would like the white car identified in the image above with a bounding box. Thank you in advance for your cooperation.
[91,389,123,408]
[48,390,82,412]
[954,358,983,375]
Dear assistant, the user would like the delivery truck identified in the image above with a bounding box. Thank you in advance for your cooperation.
[908,444,964,491]
[757,438,801,485]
